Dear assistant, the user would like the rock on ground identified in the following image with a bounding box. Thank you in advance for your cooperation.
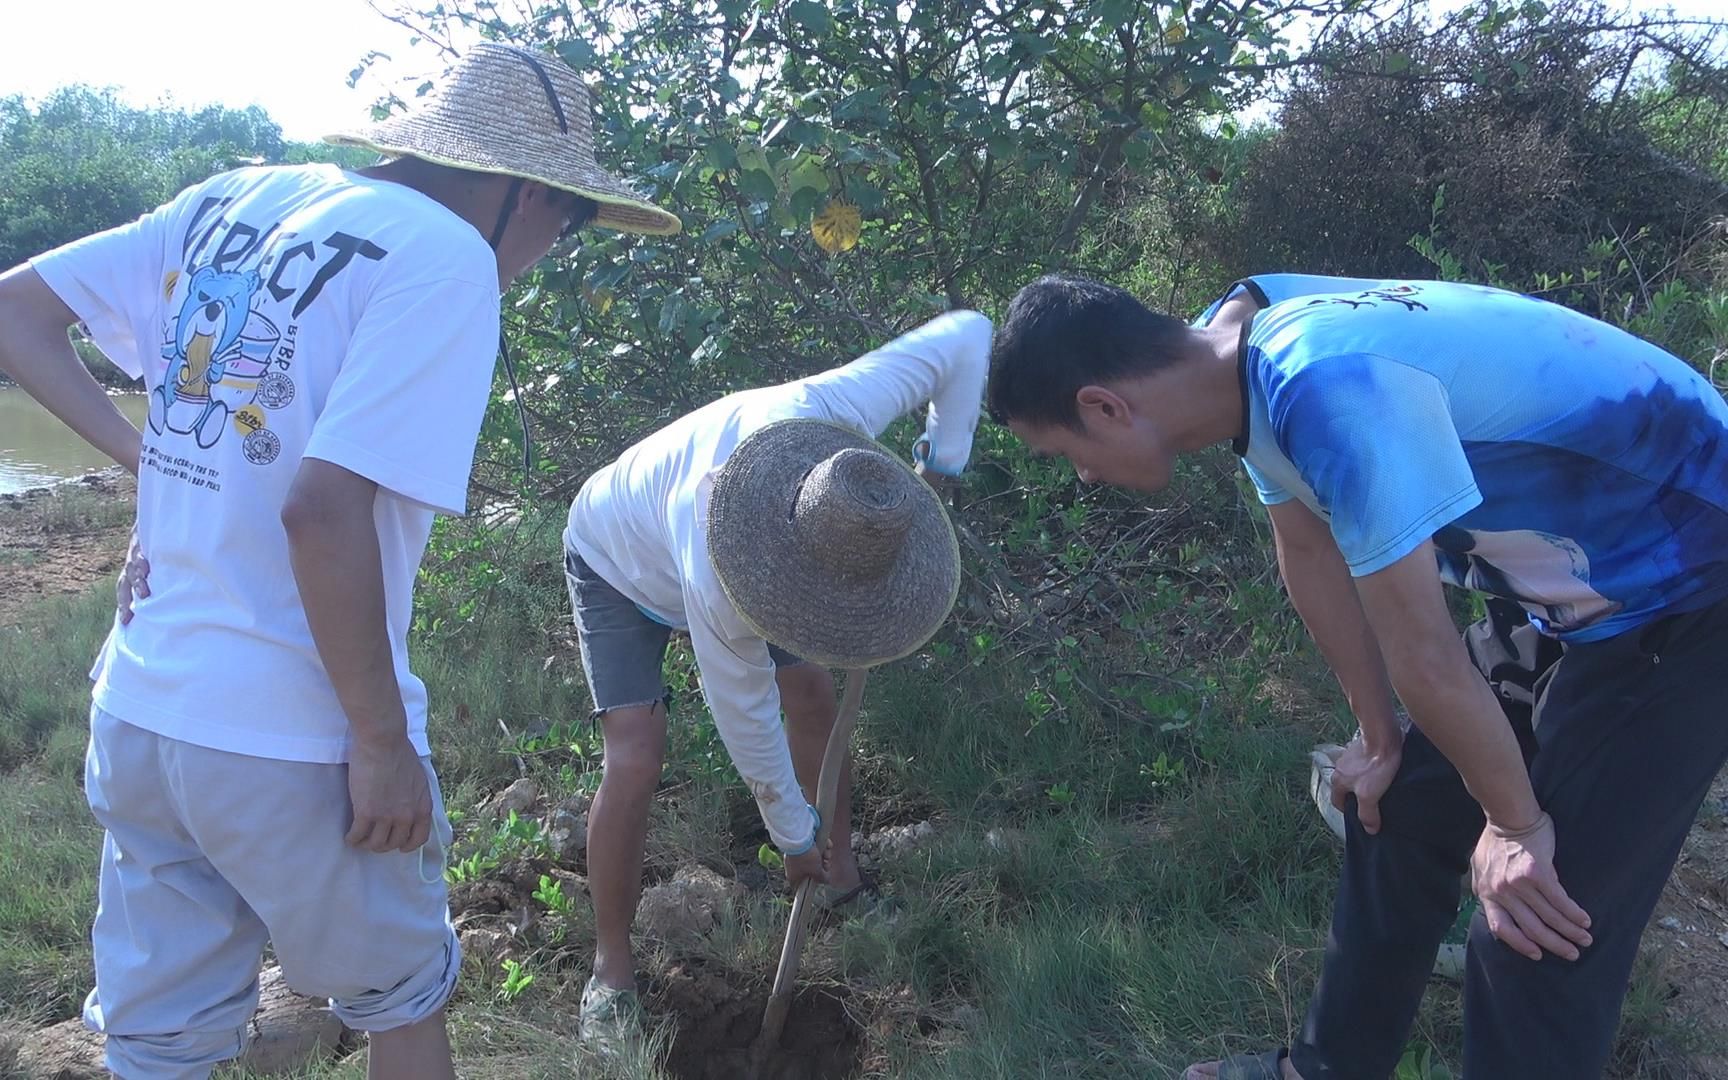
[11,966,352,1078]
[859,820,936,866]
[486,777,540,819]
[637,865,746,945]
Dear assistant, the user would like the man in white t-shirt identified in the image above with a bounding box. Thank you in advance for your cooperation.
[0,44,677,1080]
[565,309,992,1045]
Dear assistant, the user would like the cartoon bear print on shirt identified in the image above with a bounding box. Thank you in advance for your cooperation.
[150,265,280,450]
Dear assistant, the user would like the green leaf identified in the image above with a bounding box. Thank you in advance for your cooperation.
[790,185,826,219]
[705,139,739,171]
[1384,52,1412,75]
[691,334,728,365]
[786,155,827,197]
[738,167,777,202]
[788,0,834,34]
[555,40,597,69]
[1090,0,1133,29]
[588,262,630,291]
[700,219,741,243]
[658,293,687,335]
[1011,33,1057,59]
[833,87,886,123]
[847,181,886,214]
[782,117,829,147]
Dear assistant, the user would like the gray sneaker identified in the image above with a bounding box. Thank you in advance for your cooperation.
[579,976,643,1058]
[1309,743,1349,841]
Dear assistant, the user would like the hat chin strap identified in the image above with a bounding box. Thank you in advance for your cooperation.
[487,177,525,252]
[489,176,533,479]
[484,42,569,253]
[466,45,583,483]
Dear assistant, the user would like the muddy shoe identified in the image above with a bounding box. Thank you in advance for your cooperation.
[579,976,644,1058]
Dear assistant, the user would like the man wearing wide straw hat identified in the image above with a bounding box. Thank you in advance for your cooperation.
[565,309,990,1047]
[0,42,673,1079]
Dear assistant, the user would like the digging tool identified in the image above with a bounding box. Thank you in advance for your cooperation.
[752,667,869,1062]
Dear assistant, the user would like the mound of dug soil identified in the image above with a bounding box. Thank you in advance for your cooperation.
[651,962,863,1080]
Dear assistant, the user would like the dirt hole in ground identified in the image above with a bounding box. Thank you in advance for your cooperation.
[652,963,864,1080]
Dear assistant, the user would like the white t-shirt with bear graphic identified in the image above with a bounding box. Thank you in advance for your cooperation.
[32,164,501,763]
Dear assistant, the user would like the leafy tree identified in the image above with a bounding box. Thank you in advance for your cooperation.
[0,87,368,270]
[1201,1,1728,291]
[377,0,1382,487]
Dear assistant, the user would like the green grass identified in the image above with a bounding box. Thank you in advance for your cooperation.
[0,587,117,773]
[0,776,100,1022]
[24,484,135,535]
[0,588,111,1024]
[0,498,1712,1079]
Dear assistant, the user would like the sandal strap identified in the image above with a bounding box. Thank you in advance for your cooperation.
[1216,1047,1289,1080]
[819,870,881,911]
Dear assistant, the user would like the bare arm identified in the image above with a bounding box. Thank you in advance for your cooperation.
[0,266,141,473]
[1355,540,1591,961]
[282,458,430,854]
[1352,541,1539,828]
[1268,499,1400,753]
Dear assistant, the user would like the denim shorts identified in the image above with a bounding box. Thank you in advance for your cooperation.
[564,547,803,716]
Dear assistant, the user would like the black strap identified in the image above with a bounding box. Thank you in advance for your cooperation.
[487,177,525,250]
[512,48,569,134]
[492,47,569,483]
[499,329,535,478]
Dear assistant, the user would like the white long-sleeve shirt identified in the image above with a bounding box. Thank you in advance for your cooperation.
[564,311,992,851]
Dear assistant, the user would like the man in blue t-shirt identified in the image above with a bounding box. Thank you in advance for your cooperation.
[987,273,1728,1079]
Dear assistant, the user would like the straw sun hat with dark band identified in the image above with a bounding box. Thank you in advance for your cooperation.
[707,420,961,669]
[326,42,681,236]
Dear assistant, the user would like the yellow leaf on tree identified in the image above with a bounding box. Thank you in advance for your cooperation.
[811,201,862,254]
[1163,22,1186,44]
[584,285,616,315]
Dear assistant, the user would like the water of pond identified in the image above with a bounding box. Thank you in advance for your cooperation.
[0,386,148,494]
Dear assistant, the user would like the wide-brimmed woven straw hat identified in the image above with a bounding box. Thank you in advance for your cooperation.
[707,420,961,669]
[326,42,680,236]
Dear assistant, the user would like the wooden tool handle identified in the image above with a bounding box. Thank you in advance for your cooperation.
[760,668,868,1042]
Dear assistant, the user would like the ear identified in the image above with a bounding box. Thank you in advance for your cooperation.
[191,266,215,287]
[1074,384,1132,427]
[514,179,549,216]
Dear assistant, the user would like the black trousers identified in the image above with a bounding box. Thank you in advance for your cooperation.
[1288,597,1728,1080]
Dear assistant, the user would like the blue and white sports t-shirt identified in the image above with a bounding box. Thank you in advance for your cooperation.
[1223,276,1728,641]
[1192,273,1398,327]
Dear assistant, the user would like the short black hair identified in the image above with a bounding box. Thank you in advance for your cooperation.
[561,192,600,232]
[986,274,1191,429]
